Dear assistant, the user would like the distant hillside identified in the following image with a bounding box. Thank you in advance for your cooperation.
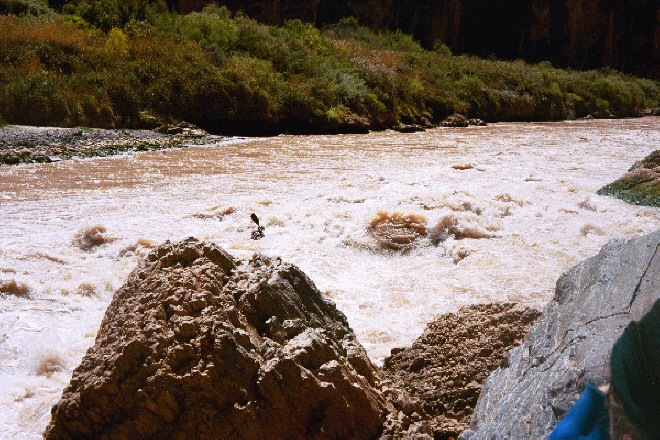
[0,4,657,134]
[173,0,660,79]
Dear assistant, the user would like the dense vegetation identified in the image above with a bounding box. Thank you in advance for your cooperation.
[0,0,658,134]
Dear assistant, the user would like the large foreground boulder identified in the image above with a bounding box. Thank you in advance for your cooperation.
[597,150,660,207]
[383,303,540,439]
[462,230,660,439]
[46,238,405,439]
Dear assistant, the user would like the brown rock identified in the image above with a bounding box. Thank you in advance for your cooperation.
[441,113,469,128]
[343,112,372,133]
[467,118,486,126]
[382,303,541,440]
[154,121,208,137]
[72,225,115,251]
[392,124,426,133]
[46,238,399,439]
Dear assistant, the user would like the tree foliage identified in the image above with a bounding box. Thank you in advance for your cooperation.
[0,7,657,134]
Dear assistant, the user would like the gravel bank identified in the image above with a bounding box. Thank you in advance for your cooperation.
[0,125,228,166]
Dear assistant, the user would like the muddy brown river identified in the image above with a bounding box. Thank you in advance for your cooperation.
[0,118,658,437]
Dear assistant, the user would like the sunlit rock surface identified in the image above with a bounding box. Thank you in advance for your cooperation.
[462,230,660,439]
[45,239,406,439]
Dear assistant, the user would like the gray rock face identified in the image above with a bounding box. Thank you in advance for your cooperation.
[461,230,660,439]
[45,238,399,439]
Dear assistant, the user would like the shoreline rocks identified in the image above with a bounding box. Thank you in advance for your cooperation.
[0,125,223,166]
[441,114,469,128]
[461,230,660,439]
[597,149,660,207]
[441,114,487,128]
[383,303,541,439]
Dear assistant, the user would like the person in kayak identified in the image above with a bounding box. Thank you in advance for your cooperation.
[250,213,265,240]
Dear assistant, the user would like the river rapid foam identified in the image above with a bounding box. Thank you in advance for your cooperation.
[0,118,658,437]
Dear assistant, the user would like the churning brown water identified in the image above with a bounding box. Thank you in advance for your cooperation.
[0,118,659,437]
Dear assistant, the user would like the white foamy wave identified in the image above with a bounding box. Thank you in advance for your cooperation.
[431,211,499,242]
[72,225,116,251]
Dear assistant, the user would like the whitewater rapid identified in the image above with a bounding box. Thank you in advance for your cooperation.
[0,118,658,437]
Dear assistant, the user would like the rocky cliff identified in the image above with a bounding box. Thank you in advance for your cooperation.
[461,230,660,439]
[45,238,432,439]
[174,0,659,79]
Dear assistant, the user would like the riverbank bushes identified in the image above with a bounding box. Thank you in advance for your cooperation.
[0,7,658,135]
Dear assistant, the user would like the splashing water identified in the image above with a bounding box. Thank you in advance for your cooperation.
[0,118,659,437]
[366,211,429,251]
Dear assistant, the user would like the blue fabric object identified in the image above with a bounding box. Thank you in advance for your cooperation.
[549,382,609,440]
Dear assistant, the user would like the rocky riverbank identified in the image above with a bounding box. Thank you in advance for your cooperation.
[0,115,485,167]
[0,124,226,166]
[597,150,660,207]
[0,115,484,167]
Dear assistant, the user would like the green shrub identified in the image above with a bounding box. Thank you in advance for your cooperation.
[0,73,72,125]
[384,30,422,52]
[59,0,166,31]
[152,5,237,63]
[321,66,370,107]
[0,11,656,134]
[0,0,54,17]
[217,56,284,129]
[104,27,128,58]
[456,75,499,119]
[280,19,326,53]
[433,41,452,57]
